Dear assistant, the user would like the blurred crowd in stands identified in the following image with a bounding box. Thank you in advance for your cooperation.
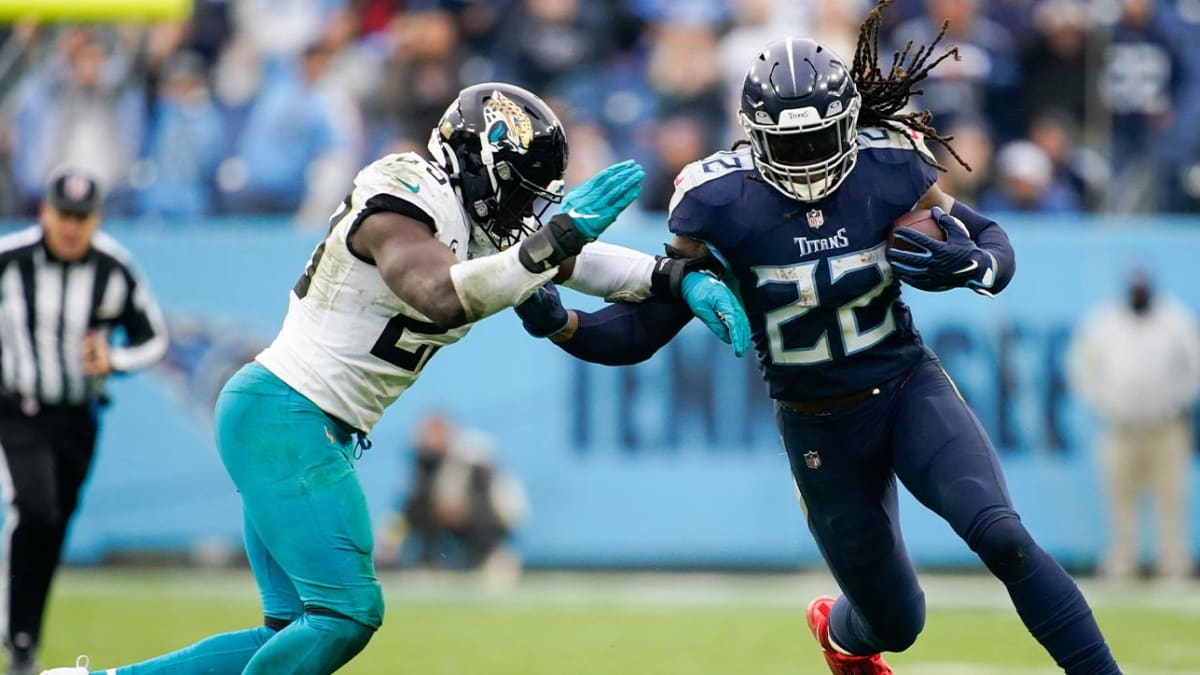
[3,0,1200,226]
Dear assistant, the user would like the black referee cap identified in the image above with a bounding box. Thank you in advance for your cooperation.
[45,168,104,217]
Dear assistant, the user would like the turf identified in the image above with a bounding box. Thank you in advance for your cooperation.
[36,569,1200,674]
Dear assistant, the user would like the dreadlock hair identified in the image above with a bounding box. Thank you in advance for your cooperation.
[850,0,970,172]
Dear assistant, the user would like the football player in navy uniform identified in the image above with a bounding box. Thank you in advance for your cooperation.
[515,3,1122,674]
[41,84,748,675]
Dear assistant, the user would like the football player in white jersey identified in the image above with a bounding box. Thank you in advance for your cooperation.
[42,83,749,675]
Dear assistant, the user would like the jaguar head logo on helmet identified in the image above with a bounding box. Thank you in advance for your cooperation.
[428,83,569,250]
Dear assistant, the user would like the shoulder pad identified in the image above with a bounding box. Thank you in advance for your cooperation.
[343,153,468,255]
[857,126,936,165]
[353,152,458,223]
[667,146,755,249]
[672,142,753,204]
[359,153,451,195]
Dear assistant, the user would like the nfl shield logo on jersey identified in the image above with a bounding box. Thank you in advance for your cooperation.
[803,450,822,470]
[806,209,824,229]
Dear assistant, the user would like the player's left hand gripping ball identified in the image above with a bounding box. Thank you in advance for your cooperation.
[886,206,997,295]
[561,159,646,240]
[681,271,751,357]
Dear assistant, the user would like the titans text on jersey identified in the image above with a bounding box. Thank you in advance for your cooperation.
[257,153,491,432]
[668,128,939,401]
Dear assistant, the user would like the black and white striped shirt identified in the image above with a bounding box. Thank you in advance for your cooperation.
[0,226,167,407]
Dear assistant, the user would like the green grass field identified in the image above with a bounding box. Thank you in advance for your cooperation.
[36,569,1200,674]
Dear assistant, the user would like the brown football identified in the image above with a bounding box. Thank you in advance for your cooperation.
[888,209,944,253]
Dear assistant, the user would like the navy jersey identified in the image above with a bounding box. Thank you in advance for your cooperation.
[668,127,939,401]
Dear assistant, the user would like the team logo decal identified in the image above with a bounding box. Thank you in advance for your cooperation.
[806,209,825,229]
[804,450,822,470]
[483,91,534,154]
[64,175,91,200]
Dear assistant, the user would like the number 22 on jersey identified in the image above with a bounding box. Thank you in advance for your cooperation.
[753,242,895,365]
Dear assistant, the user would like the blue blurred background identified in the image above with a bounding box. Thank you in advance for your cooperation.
[54,214,1200,569]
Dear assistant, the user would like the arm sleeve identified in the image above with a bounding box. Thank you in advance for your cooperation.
[951,200,1016,295]
[557,298,693,366]
[561,242,656,302]
[109,266,168,372]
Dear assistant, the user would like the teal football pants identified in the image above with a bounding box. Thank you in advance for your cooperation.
[101,363,381,675]
[219,363,382,630]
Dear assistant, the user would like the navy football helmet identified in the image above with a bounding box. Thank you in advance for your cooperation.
[739,38,861,202]
[428,83,569,249]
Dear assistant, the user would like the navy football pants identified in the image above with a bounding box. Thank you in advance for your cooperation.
[778,355,1120,674]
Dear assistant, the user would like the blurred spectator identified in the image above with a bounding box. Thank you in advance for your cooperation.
[10,28,144,215]
[319,7,382,108]
[1027,111,1110,211]
[642,114,707,211]
[218,41,360,223]
[1067,269,1200,581]
[890,0,1021,141]
[933,117,994,205]
[980,140,1082,213]
[646,22,726,144]
[15,2,1200,219]
[494,0,610,95]
[379,413,528,586]
[626,0,728,25]
[367,9,464,154]
[807,0,866,63]
[133,51,224,220]
[232,0,344,60]
[445,0,510,55]
[178,0,234,67]
[1099,0,1185,213]
[358,0,404,38]
[718,0,809,136]
[553,17,658,170]
[1018,0,1092,132]
[559,118,617,190]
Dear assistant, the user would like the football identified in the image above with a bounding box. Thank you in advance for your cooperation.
[888,209,944,253]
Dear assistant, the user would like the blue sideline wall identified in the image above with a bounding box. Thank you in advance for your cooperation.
[9,214,1196,569]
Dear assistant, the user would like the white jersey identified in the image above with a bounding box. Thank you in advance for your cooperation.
[257,153,492,432]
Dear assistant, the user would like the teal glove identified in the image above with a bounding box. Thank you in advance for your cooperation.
[560,159,646,239]
[681,271,751,357]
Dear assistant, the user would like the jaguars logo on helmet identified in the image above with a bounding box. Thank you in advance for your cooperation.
[428,83,568,250]
[482,91,534,153]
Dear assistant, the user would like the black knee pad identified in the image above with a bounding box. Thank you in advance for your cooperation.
[972,515,1037,581]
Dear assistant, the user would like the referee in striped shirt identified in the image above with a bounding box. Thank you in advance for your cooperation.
[0,168,166,675]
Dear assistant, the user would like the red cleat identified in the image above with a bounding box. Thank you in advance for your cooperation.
[806,596,894,675]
